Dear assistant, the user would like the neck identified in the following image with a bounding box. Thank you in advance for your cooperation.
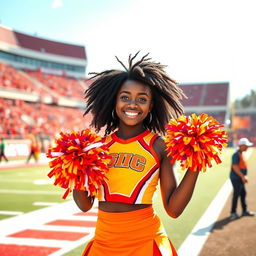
[116,125,146,140]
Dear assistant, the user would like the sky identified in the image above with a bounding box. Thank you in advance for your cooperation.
[0,0,256,102]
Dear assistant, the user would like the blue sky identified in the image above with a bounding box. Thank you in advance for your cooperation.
[1,0,256,102]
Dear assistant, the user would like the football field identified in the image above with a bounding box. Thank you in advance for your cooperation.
[0,148,245,256]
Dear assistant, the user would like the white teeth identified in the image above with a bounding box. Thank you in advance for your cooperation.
[125,112,138,116]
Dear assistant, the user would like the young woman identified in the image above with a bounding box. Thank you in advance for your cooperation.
[73,52,200,256]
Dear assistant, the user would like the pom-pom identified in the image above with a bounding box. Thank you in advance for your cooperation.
[47,129,110,199]
[165,113,228,172]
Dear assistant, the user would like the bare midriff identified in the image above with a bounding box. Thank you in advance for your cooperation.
[99,201,151,212]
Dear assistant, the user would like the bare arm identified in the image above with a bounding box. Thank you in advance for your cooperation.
[232,164,248,184]
[73,190,95,212]
[155,137,199,218]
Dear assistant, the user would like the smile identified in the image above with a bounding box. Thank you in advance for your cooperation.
[124,111,140,117]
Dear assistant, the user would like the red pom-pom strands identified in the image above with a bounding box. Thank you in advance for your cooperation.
[165,113,228,172]
[47,129,111,199]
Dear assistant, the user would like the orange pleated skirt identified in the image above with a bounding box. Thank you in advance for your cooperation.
[82,206,178,256]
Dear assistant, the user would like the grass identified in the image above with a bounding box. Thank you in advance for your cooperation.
[0,148,239,255]
[0,166,66,219]
[63,245,85,256]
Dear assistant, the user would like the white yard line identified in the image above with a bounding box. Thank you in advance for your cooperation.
[0,210,23,216]
[28,225,95,233]
[0,189,63,195]
[0,179,35,183]
[0,178,51,184]
[50,215,97,221]
[178,147,253,256]
[33,202,60,206]
[178,179,232,256]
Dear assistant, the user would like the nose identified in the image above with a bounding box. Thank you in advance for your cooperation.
[128,99,137,107]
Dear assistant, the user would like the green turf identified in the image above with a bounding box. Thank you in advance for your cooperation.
[0,148,248,254]
[0,165,66,219]
[63,245,85,256]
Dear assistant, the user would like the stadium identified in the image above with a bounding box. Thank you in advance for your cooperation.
[0,25,93,159]
[0,25,256,256]
[0,24,233,157]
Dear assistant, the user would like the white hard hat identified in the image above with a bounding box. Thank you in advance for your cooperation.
[238,137,253,146]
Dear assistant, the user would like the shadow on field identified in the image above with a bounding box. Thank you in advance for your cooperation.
[210,216,239,230]
[192,216,238,236]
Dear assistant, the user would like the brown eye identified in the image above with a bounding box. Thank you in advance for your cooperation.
[120,95,129,101]
[138,97,147,103]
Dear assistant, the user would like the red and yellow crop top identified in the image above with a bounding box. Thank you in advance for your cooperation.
[97,130,160,204]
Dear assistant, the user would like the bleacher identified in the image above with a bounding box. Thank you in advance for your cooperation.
[0,63,56,103]
[202,83,229,106]
[0,63,37,93]
[0,62,93,141]
[25,70,86,99]
[0,97,92,139]
[180,84,204,106]
[180,82,229,124]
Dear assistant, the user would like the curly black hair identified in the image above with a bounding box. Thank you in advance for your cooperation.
[84,52,186,135]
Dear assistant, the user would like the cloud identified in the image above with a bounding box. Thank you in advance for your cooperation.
[51,0,63,9]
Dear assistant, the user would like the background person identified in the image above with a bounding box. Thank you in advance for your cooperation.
[26,133,40,163]
[230,137,255,220]
[0,137,8,163]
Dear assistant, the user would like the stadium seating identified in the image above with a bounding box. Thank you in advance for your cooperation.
[0,97,91,139]
[180,82,229,107]
[180,84,203,106]
[0,63,37,93]
[0,62,96,141]
[0,63,51,100]
[203,83,229,106]
[25,70,85,99]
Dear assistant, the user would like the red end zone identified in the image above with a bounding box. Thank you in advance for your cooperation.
[0,244,59,256]
[8,229,89,241]
[46,219,96,227]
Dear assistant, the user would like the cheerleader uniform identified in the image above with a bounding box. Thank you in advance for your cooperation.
[83,130,178,256]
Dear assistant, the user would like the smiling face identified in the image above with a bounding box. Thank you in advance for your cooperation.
[115,80,153,128]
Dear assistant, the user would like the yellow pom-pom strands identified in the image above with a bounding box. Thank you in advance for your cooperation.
[47,129,111,199]
[165,113,228,172]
